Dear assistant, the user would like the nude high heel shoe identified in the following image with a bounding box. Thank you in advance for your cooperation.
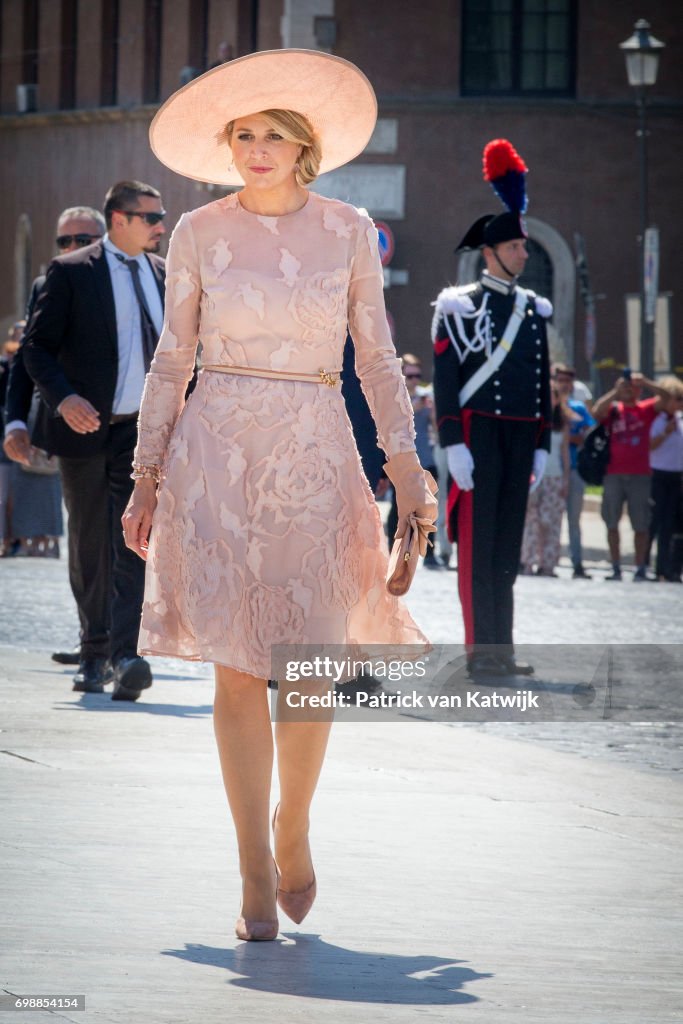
[272,803,317,925]
[234,916,279,942]
[234,859,279,942]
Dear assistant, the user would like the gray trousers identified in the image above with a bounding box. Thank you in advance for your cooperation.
[566,468,585,568]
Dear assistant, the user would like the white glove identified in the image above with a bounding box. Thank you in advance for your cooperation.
[529,449,548,494]
[446,443,474,491]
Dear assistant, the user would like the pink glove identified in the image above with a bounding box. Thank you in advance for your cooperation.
[383,451,438,553]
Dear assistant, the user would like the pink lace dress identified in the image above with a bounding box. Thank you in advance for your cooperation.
[134,191,427,678]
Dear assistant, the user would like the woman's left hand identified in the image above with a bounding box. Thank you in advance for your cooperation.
[122,480,158,561]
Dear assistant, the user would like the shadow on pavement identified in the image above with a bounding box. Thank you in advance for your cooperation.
[162,937,491,1005]
[27,667,206,683]
[53,698,213,718]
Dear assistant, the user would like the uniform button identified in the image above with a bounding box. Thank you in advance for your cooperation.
[527,309,533,316]
[535,412,541,418]
[536,368,541,375]
[494,380,500,387]
[537,354,541,359]
[532,324,538,331]
[536,339,541,345]
[495,409,502,415]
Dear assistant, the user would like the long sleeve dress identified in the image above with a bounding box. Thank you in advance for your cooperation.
[134,190,428,678]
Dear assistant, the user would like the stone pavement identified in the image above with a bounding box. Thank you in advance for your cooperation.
[1,509,682,1023]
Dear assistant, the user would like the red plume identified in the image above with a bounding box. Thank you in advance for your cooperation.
[482,139,528,182]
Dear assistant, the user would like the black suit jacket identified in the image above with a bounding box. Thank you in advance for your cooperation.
[341,336,386,492]
[23,243,165,457]
[4,275,47,434]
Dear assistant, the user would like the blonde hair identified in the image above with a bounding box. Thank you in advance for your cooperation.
[657,375,683,400]
[225,109,322,186]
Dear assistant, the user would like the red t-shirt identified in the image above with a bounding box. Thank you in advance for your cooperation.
[604,398,658,475]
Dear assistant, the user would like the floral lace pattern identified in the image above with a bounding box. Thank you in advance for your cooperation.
[135,191,425,677]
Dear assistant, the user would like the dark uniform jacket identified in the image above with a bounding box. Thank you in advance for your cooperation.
[432,274,552,452]
[22,242,165,458]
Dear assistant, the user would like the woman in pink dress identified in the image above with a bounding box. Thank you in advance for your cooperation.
[122,50,436,941]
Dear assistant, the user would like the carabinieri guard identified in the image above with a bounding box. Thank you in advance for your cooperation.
[432,139,552,679]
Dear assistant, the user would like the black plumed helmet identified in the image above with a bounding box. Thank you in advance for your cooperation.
[454,139,529,252]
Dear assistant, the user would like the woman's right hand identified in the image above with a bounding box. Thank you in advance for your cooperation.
[122,479,158,561]
[382,451,438,551]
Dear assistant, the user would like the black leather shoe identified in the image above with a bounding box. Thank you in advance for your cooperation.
[72,658,108,693]
[111,657,153,701]
[52,646,81,666]
[572,566,592,579]
[467,654,509,678]
[497,655,535,676]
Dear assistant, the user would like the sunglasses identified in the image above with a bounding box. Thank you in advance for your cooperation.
[404,372,422,379]
[56,233,102,249]
[114,209,167,225]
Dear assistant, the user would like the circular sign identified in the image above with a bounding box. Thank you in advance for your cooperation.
[374,221,395,267]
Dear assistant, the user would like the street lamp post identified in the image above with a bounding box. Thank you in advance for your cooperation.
[619,19,664,380]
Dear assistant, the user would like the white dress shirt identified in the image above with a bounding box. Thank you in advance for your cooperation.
[103,235,164,415]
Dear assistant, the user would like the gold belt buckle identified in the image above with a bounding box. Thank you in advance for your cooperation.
[319,369,339,387]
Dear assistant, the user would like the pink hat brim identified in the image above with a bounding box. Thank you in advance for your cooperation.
[149,49,378,186]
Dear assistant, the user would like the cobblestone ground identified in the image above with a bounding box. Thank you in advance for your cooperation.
[1,511,680,775]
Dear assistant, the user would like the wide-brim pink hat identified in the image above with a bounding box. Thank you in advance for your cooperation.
[149,49,377,186]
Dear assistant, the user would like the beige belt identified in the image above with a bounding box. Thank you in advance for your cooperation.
[202,364,341,387]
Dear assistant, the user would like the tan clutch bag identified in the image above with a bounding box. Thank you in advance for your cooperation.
[386,518,421,597]
[385,471,437,597]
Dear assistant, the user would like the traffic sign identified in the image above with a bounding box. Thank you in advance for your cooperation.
[374,221,395,267]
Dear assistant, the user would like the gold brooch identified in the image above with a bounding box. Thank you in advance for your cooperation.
[319,369,339,387]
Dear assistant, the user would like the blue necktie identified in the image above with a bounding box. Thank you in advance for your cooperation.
[116,255,157,371]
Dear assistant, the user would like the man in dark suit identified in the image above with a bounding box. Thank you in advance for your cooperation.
[4,206,106,468]
[4,206,105,663]
[23,181,167,700]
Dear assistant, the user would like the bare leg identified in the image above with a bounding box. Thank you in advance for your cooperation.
[213,666,276,922]
[607,527,620,564]
[274,681,333,892]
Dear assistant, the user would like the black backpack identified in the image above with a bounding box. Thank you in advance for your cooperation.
[577,419,611,485]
